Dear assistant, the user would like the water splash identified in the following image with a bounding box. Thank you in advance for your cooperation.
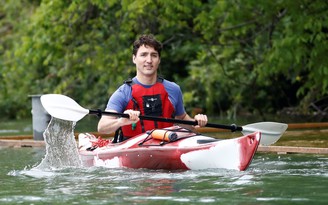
[36,117,82,169]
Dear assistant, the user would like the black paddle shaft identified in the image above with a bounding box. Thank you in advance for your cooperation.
[89,109,243,132]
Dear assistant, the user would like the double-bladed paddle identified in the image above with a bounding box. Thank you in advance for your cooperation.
[40,94,288,145]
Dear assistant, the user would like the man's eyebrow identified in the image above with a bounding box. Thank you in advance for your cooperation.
[139,51,159,55]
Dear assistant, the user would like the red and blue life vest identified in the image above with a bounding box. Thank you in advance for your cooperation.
[121,78,175,138]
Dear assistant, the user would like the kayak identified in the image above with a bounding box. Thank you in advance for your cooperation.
[38,94,287,171]
[78,126,261,171]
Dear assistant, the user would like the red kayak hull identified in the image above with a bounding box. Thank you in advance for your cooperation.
[78,126,260,171]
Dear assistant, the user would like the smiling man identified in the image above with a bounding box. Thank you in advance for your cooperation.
[97,34,208,142]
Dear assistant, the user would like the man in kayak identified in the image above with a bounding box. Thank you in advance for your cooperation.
[98,34,208,141]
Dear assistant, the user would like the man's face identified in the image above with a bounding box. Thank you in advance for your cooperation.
[133,44,160,77]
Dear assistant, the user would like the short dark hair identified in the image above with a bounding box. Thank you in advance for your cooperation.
[133,34,163,57]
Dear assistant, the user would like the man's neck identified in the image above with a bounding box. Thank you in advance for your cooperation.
[136,74,157,85]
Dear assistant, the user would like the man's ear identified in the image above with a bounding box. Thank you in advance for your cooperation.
[132,55,136,64]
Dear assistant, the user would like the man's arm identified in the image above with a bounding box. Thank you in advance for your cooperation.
[97,109,140,134]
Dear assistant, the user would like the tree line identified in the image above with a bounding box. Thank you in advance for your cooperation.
[1,0,327,120]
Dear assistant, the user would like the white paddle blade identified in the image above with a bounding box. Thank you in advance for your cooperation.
[40,94,89,122]
[241,122,288,145]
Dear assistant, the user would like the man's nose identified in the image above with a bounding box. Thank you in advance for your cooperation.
[146,55,152,62]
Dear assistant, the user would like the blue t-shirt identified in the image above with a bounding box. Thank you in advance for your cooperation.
[106,77,186,116]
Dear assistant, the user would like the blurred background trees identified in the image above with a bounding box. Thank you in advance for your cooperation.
[1,0,327,121]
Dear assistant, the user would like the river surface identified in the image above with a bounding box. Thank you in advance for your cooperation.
[1,118,327,204]
[1,147,327,205]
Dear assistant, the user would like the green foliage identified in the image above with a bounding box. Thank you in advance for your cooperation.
[0,0,327,120]
[189,0,328,118]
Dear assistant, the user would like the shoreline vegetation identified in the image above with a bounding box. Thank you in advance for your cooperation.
[1,1,328,121]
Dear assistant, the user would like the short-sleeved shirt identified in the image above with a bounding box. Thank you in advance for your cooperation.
[106,77,186,116]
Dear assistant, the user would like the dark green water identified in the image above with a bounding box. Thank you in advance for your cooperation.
[0,147,327,205]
